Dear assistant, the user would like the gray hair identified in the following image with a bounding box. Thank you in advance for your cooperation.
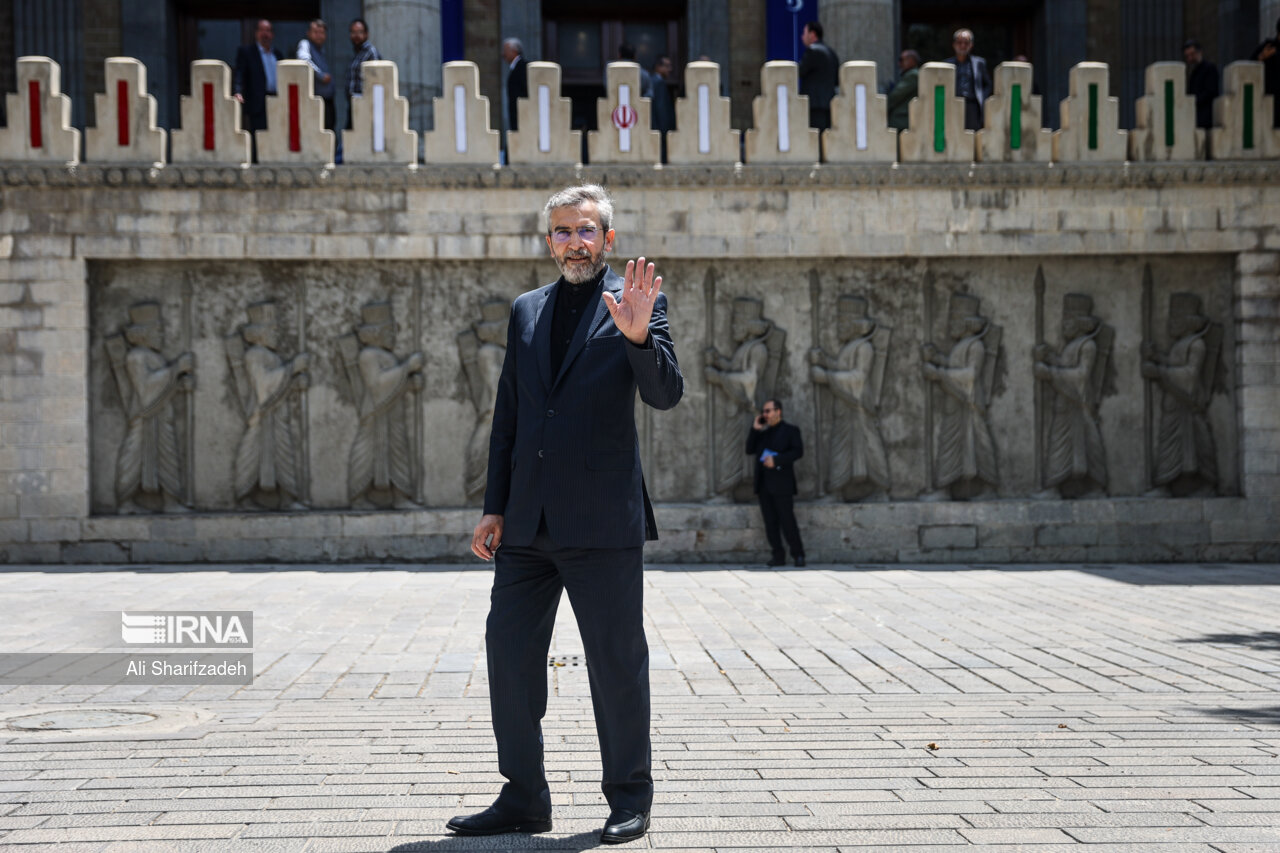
[503,37,524,55]
[543,184,614,233]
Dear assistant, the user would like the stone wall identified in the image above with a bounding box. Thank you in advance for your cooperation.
[0,161,1277,563]
[0,53,1277,564]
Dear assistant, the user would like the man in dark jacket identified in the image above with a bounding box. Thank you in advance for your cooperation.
[946,28,992,131]
[233,19,283,134]
[886,49,920,130]
[1183,40,1219,129]
[450,184,682,846]
[798,21,839,131]
[745,399,806,567]
[502,37,528,132]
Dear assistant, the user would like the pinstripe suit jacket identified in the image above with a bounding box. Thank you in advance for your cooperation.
[483,266,683,548]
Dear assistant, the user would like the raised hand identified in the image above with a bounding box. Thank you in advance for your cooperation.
[603,257,662,345]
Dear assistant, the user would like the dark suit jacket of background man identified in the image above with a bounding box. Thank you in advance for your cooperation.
[798,40,839,128]
[234,43,284,131]
[746,420,804,496]
[484,266,683,548]
[506,55,528,132]
[945,54,992,130]
[1187,59,1219,129]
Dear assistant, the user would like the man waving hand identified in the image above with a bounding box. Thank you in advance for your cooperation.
[452,184,683,845]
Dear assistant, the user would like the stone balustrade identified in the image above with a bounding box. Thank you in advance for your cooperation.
[1053,62,1128,162]
[744,61,821,164]
[346,61,418,166]
[170,60,250,165]
[977,61,1051,163]
[824,61,897,164]
[899,62,974,163]
[666,61,739,164]
[507,61,579,165]
[0,57,81,163]
[256,60,335,166]
[587,62,661,164]
[84,57,165,164]
[1130,62,1206,162]
[3,56,1280,166]
[423,61,497,165]
[1210,61,1280,160]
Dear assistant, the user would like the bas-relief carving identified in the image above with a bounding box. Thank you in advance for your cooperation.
[225,300,311,510]
[703,297,785,502]
[104,301,194,514]
[1142,291,1223,497]
[921,292,1002,500]
[1033,293,1115,499]
[809,295,892,501]
[85,258,1240,512]
[458,299,509,505]
[338,301,425,509]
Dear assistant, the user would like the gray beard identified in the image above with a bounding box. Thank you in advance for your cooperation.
[557,252,606,284]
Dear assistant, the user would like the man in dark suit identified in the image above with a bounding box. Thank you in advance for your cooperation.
[746,399,806,567]
[502,37,528,132]
[233,19,283,134]
[946,28,992,131]
[798,21,839,131]
[448,185,683,845]
[1183,40,1219,129]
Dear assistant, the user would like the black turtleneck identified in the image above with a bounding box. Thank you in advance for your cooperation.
[550,267,605,377]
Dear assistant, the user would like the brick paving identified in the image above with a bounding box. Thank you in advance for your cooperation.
[0,562,1278,851]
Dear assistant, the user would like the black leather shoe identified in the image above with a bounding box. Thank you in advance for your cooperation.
[601,809,649,844]
[445,806,551,836]
[766,557,786,567]
[794,556,806,567]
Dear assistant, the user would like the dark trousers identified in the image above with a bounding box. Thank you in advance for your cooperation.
[758,491,804,561]
[322,97,335,131]
[809,107,831,131]
[486,522,652,818]
[963,98,982,131]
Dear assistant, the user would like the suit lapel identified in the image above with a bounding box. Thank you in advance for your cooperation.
[552,268,618,389]
[532,285,555,391]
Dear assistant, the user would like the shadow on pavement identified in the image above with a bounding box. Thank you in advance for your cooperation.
[7,562,1279,586]
[1186,705,1280,723]
[389,830,603,851]
[1176,631,1280,651]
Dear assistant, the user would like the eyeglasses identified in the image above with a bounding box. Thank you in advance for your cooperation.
[550,226,601,244]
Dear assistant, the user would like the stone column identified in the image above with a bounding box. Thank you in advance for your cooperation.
[1235,251,1280,498]
[688,0,730,71]
[1264,1,1280,42]
[821,0,897,86]
[364,0,442,133]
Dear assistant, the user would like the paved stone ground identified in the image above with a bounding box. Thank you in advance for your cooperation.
[0,562,1278,852]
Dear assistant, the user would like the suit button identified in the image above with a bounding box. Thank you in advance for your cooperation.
[546,409,555,418]
[538,449,544,458]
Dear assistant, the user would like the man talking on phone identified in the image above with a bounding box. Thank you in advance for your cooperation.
[745,399,805,566]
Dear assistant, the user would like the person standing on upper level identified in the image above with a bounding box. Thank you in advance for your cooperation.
[945,28,992,131]
[798,20,839,131]
[346,18,383,130]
